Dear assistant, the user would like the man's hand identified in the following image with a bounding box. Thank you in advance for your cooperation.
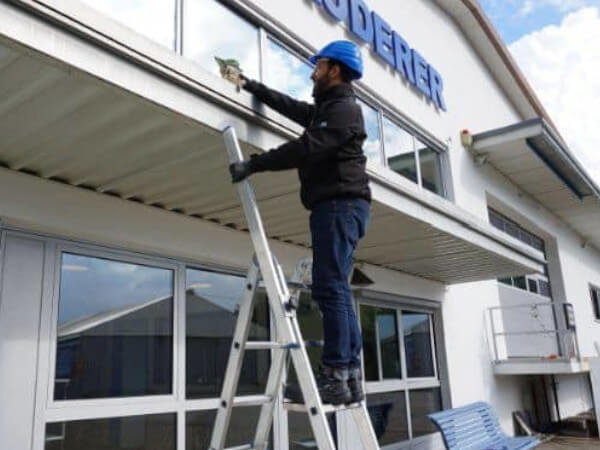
[215,57,246,91]
[229,161,253,183]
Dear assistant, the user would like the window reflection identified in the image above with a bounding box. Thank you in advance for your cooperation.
[55,253,173,400]
[289,411,336,450]
[45,414,175,450]
[186,408,262,450]
[183,0,260,80]
[403,312,435,378]
[357,100,383,164]
[360,305,402,381]
[367,391,409,445]
[288,291,322,383]
[265,39,313,102]
[80,0,176,49]
[417,141,444,195]
[383,117,418,184]
[186,269,269,399]
[409,388,442,438]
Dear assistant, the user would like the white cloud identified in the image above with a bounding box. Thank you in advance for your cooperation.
[518,0,590,16]
[509,7,600,187]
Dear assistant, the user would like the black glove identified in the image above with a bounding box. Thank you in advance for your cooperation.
[229,161,253,183]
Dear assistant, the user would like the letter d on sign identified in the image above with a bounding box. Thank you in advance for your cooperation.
[322,0,348,22]
[349,0,373,43]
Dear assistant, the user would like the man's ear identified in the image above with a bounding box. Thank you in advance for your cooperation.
[330,63,342,81]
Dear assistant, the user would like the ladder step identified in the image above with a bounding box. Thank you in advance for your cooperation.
[221,445,254,450]
[283,401,363,414]
[231,395,273,407]
[244,341,298,350]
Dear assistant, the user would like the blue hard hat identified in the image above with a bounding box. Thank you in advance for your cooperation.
[309,40,363,80]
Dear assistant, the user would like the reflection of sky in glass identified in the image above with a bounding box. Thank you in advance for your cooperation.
[186,268,245,312]
[357,99,383,164]
[265,39,313,103]
[183,0,260,80]
[402,312,430,335]
[58,253,173,325]
[80,0,176,49]
[383,117,417,183]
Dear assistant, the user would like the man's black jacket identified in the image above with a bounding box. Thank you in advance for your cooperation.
[243,79,371,210]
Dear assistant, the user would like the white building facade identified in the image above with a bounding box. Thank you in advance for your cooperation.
[0,1,599,449]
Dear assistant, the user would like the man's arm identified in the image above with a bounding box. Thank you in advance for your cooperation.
[243,79,315,128]
[248,100,362,173]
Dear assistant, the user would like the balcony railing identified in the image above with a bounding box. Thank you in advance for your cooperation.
[487,301,581,363]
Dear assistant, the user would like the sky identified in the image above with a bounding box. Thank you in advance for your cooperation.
[479,0,600,187]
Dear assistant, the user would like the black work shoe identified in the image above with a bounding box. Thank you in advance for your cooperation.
[347,366,364,404]
[317,365,352,405]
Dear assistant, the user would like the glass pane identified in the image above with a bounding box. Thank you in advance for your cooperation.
[80,0,175,50]
[289,411,336,450]
[403,312,435,378]
[55,253,173,400]
[45,414,175,450]
[357,100,383,164]
[513,276,527,290]
[528,278,539,294]
[383,117,417,183]
[417,142,444,195]
[359,305,401,381]
[288,291,323,384]
[359,305,379,381]
[367,391,409,445]
[265,39,313,102]
[186,269,269,399]
[186,408,262,450]
[498,277,513,286]
[409,388,442,438]
[378,311,401,379]
[183,0,260,80]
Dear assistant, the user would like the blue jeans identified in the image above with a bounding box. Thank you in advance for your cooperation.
[310,198,370,368]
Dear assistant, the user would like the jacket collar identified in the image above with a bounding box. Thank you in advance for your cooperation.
[314,83,355,104]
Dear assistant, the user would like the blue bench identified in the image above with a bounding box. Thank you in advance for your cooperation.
[428,402,540,450]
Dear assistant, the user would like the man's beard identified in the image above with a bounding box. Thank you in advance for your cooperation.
[312,73,332,99]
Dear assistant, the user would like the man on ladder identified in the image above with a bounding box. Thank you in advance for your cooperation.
[227,40,371,406]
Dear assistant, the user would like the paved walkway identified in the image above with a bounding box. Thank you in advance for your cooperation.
[538,436,600,449]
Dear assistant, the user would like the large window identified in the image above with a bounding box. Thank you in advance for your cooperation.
[54,253,174,400]
[358,99,384,164]
[186,268,270,398]
[80,0,176,50]
[183,0,261,80]
[45,414,175,450]
[264,38,313,103]
[489,208,552,297]
[360,302,442,444]
[591,285,600,321]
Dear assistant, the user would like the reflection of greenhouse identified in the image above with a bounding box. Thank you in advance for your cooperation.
[56,290,270,401]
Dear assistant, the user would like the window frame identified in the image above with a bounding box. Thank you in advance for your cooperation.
[591,284,600,322]
[380,114,447,197]
[20,229,276,450]
[47,243,180,411]
[355,292,445,442]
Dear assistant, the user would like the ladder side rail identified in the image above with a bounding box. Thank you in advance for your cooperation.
[350,405,381,450]
[252,342,287,450]
[286,317,337,450]
[222,127,291,314]
[209,262,261,450]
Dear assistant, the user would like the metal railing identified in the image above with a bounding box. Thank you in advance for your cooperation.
[487,301,581,363]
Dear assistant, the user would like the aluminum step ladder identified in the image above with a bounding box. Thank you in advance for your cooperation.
[209,127,380,450]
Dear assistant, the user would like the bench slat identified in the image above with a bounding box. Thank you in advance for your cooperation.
[428,402,540,450]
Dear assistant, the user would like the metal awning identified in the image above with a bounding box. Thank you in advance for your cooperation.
[0,19,544,284]
[473,119,600,250]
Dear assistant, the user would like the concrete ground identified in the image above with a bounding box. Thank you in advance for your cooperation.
[538,436,600,449]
